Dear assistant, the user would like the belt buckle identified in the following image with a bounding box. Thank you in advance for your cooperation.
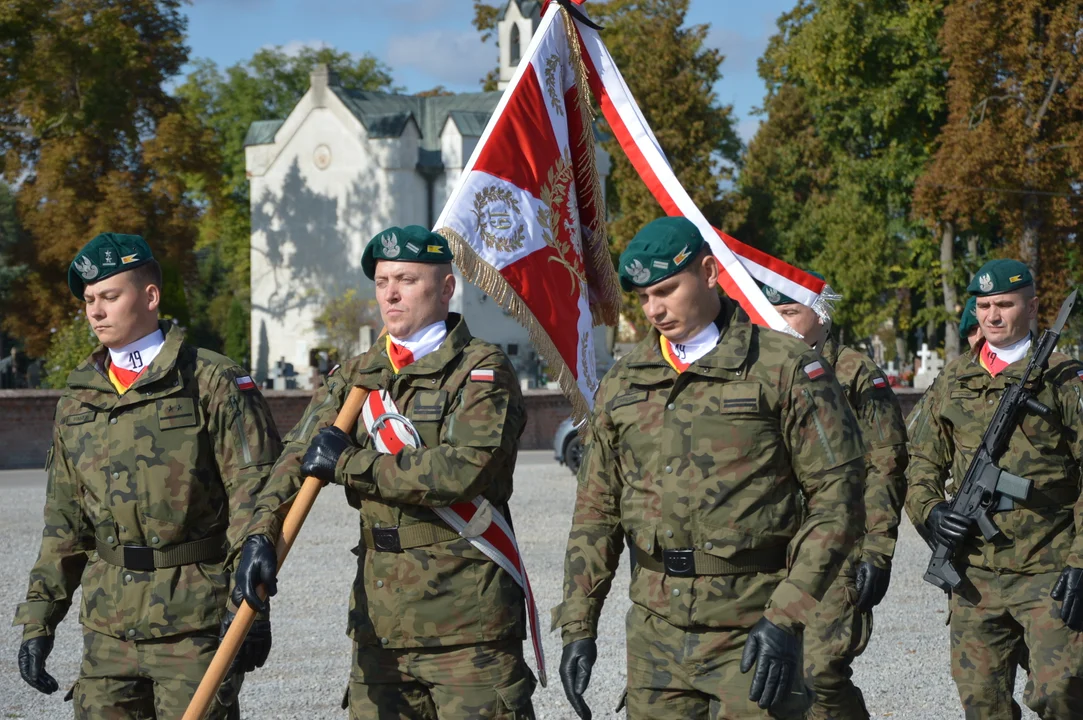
[372,527,403,553]
[662,549,695,577]
[123,546,155,572]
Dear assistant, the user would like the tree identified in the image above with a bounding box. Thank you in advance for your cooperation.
[733,0,949,345]
[41,313,99,389]
[312,289,381,359]
[473,0,742,333]
[175,46,396,359]
[914,0,1083,329]
[0,0,217,356]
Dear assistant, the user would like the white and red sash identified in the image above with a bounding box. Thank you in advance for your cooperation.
[360,388,547,687]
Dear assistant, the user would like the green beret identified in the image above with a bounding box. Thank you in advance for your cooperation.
[618,217,705,291]
[967,259,1033,297]
[959,296,979,339]
[760,271,824,306]
[362,225,453,281]
[68,233,154,299]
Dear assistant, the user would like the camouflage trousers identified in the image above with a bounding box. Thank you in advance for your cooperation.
[802,570,872,720]
[69,628,240,720]
[625,603,813,720]
[950,567,1083,719]
[346,639,536,719]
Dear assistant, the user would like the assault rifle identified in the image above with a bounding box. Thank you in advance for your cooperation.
[924,289,1078,592]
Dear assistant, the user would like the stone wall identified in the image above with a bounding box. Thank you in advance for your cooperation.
[0,387,925,470]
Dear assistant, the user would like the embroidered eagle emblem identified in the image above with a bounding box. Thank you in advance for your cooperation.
[624,259,651,285]
[73,255,99,281]
[978,273,993,293]
[381,232,400,259]
[764,285,781,303]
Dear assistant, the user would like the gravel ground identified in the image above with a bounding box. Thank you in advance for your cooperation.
[1,453,1034,719]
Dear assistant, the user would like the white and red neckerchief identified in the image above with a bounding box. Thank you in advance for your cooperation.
[386,321,447,373]
[659,322,721,373]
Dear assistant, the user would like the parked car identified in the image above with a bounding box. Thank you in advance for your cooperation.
[553,417,585,474]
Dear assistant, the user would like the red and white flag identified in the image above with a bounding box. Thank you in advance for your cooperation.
[435,3,620,419]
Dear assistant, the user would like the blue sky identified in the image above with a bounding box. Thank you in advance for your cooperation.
[183,0,796,143]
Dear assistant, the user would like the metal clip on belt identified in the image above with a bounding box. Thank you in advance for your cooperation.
[95,533,227,571]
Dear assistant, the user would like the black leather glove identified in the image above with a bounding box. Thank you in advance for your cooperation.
[927,502,975,549]
[18,636,59,694]
[559,638,597,720]
[231,534,278,614]
[216,613,272,705]
[854,561,891,612]
[300,426,354,484]
[740,617,800,710]
[1052,567,1083,631]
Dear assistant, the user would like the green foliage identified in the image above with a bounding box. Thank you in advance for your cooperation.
[313,289,380,359]
[176,46,396,358]
[223,297,249,367]
[41,314,99,389]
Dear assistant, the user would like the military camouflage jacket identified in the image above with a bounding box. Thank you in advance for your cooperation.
[906,343,1083,573]
[262,314,528,649]
[552,300,866,641]
[13,322,282,642]
[821,337,908,567]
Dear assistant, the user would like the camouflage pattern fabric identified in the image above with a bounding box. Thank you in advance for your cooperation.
[70,628,241,720]
[949,567,1083,719]
[905,345,1083,718]
[13,321,283,645]
[803,337,908,719]
[262,313,529,651]
[624,603,812,719]
[906,347,1083,574]
[346,639,535,719]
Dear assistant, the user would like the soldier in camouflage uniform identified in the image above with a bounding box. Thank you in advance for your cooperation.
[13,233,284,719]
[261,226,535,719]
[553,217,867,720]
[906,259,1083,719]
[762,276,908,720]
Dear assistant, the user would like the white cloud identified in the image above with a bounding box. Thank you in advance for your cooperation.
[385,29,496,87]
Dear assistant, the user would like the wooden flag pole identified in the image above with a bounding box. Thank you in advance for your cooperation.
[182,385,370,720]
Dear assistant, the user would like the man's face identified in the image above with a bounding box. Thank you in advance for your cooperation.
[374,261,455,338]
[775,302,824,347]
[635,254,720,343]
[83,272,159,348]
[975,290,1037,346]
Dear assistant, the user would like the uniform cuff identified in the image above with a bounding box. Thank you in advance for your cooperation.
[338,448,379,493]
[13,601,54,630]
[860,535,897,563]
[550,599,602,639]
[763,580,818,632]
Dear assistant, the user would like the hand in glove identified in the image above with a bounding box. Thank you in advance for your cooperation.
[1052,567,1083,631]
[215,612,272,705]
[559,638,597,720]
[300,426,354,485]
[927,502,975,549]
[18,636,58,694]
[740,617,800,710]
[231,534,278,614]
[854,561,891,612]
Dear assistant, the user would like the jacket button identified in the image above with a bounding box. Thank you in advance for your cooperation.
[665,465,673,473]
[127,629,136,638]
[124,574,133,583]
[150,537,159,545]
[112,472,119,480]
[380,637,389,646]
[704,542,714,551]
[665,530,674,538]
[110,418,118,425]
[376,581,384,588]
[374,522,381,529]
[667,403,675,411]
[646,543,652,551]
[106,536,115,544]
[671,588,680,597]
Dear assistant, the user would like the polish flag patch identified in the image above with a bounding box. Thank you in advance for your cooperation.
[1076,369,1083,382]
[803,361,826,380]
[872,376,888,389]
[235,375,256,391]
[470,369,495,383]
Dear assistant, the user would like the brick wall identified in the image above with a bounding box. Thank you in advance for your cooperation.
[0,387,925,470]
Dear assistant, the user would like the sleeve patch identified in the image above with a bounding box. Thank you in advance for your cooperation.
[470,369,495,383]
[872,376,888,389]
[235,375,257,391]
[803,361,826,380]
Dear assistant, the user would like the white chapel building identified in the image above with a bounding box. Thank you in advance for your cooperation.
[245,0,611,389]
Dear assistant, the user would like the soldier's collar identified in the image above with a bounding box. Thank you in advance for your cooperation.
[69,320,183,395]
[356,313,471,377]
[695,299,749,370]
[819,335,840,366]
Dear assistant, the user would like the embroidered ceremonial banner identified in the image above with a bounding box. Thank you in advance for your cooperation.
[435,4,620,418]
